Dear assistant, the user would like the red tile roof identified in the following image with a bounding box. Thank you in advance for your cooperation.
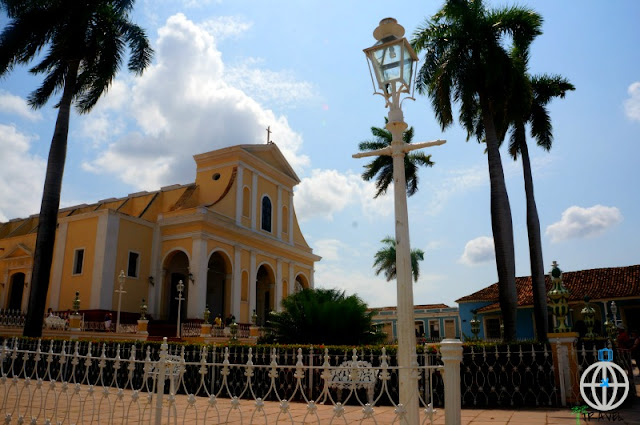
[456,265,640,312]
[369,303,450,312]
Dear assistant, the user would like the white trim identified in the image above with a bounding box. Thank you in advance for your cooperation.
[197,160,297,191]
[277,186,282,240]
[251,173,258,230]
[275,259,282,312]
[249,251,257,319]
[232,246,242,319]
[288,191,294,245]
[91,212,119,310]
[207,247,233,264]
[72,248,86,276]
[235,165,244,225]
[49,221,68,309]
[161,248,192,266]
[161,230,318,265]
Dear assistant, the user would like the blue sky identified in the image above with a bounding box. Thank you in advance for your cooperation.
[1,0,639,308]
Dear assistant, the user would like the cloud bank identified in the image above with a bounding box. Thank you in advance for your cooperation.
[546,205,622,242]
[459,236,495,265]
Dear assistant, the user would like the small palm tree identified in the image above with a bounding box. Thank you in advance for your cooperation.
[0,0,153,336]
[358,119,434,198]
[264,288,384,345]
[373,237,425,283]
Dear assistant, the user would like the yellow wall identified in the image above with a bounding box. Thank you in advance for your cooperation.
[113,219,153,312]
[59,217,98,310]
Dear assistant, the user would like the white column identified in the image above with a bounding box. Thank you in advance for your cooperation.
[91,211,119,310]
[440,339,463,425]
[276,186,283,240]
[251,173,258,230]
[235,165,244,226]
[188,237,208,318]
[288,262,295,295]
[309,267,315,289]
[275,258,283,312]
[249,251,257,317]
[232,246,242,320]
[148,224,161,317]
[288,191,294,245]
[49,221,68,310]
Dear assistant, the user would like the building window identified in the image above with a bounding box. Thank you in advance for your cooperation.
[485,317,502,339]
[127,251,140,278]
[429,320,440,339]
[261,196,272,232]
[73,249,84,275]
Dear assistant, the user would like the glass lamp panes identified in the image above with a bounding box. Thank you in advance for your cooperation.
[365,38,417,93]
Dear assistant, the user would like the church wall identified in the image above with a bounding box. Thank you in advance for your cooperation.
[59,217,98,311]
[257,178,278,236]
[112,219,154,313]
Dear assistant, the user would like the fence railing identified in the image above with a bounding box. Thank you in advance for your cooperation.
[0,337,463,425]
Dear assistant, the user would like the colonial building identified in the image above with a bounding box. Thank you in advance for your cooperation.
[370,304,461,343]
[0,144,320,325]
[456,264,640,340]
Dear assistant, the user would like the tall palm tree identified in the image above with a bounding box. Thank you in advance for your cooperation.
[0,0,153,337]
[373,236,425,283]
[411,0,543,341]
[508,67,575,342]
[358,119,434,198]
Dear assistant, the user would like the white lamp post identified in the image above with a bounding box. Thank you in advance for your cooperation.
[355,18,445,425]
[114,270,126,332]
[176,280,185,338]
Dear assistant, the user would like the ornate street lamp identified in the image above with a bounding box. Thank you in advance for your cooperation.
[115,270,126,332]
[547,261,570,333]
[175,280,185,338]
[470,309,481,341]
[355,18,446,425]
[581,296,596,339]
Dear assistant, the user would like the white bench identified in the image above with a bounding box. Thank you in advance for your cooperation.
[329,360,378,403]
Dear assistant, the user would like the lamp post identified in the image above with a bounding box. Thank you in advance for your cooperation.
[115,270,126,332]
[175,280,185,338]
[355,18,445,425]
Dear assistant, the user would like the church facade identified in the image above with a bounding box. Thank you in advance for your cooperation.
[0,144,320,324]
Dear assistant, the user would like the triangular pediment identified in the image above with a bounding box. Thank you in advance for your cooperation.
[240,144,300,183]
[1,243,32,260]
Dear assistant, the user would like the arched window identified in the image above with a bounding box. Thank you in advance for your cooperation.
[282,205,288,234]
[242,187,251,218]
[261,196,272,232]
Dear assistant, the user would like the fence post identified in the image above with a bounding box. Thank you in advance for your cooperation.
[154,337,168,425]
[440,339,462,425]
[548,332,579,406]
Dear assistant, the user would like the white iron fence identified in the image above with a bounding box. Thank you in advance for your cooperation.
[0,337,463,425]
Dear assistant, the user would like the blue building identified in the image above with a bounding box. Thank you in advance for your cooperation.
[369,304,460,343]
[456,264,640,340]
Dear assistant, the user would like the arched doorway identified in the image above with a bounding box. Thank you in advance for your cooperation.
[207,251,231,320]
[255,264,275,326]
[163,251,189,323]
[295,273,309,293]
[7,272,25,311]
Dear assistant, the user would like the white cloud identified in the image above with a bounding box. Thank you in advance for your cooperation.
[314,263,396,307]
[426,165,487,215]
[624,82,640,122]
[545,205,623,242]
[201,16,253,40]
[294,169,392,221]
[0,125,45,221]
[313,239,345,262]
[82,13,311,189]
[0,91,42,121]
[459,236,495,266]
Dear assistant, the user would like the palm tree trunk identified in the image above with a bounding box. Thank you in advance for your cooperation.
[23,60,79,337]
[519,136,548,341]
[481,107,518,342]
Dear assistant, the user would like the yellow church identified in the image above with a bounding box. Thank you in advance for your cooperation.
[0,143,320,326]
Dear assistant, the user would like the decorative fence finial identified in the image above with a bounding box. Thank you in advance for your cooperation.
[581,296,595,339]
[547,261,570,332]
